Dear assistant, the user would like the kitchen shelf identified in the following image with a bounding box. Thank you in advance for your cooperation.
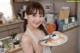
[0,20,24,39]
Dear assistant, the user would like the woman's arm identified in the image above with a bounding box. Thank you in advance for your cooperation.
[21,35,34,53]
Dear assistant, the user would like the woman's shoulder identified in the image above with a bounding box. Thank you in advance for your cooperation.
[21,31,31,43]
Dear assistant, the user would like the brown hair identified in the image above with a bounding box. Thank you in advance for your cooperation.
[25,1,44,16]
[25,1,48,35]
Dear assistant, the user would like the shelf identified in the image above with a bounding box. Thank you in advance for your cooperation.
[0,20,24,27]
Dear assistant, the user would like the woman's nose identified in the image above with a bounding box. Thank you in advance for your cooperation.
[36,17,40,21]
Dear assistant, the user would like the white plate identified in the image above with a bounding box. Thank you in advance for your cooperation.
[40,34,68,46]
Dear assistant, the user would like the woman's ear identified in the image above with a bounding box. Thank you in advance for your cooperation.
[24,13,28,19]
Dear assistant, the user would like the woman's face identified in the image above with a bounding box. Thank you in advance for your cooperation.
[27,11,44,28]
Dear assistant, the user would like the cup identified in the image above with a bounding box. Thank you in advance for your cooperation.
[47,24,56,34]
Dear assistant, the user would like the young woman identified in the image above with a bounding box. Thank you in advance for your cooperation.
[21,1,61,53]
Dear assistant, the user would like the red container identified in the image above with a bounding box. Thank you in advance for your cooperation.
[47,24,56,34]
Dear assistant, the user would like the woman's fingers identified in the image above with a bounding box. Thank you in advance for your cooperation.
[52,31,62,34]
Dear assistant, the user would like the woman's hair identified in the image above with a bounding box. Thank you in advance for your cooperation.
[25,1,44,16]
[25,1,48,35]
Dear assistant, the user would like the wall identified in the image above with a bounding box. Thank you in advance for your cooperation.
[78,3,80,52]
[12,2,28,15]
[32,0,75,15]
[13,0,76,16]
[77,3,80,25]
[79,26,80,53]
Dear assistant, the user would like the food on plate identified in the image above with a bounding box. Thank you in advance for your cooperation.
[45,34,64,44]
[52,34,60,41]
[60,37,64,40]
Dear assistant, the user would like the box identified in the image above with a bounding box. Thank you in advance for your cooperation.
[59,7,70,20]
[58,21,68,31]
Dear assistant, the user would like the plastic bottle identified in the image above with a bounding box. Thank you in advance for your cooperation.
[0,41,4,53]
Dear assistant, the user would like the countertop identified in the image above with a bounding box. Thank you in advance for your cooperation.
[6,25,80,53]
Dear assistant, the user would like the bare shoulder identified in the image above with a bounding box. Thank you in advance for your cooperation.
[21,31,33,53]
[21,31,31,44]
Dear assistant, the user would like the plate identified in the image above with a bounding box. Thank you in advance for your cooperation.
[40,34,68,46]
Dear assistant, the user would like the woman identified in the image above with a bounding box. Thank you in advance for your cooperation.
[21,1,61,53]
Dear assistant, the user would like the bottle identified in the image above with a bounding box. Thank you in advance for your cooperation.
[0,41,4,53]
[54,18,59,31]
[54,14,59,31]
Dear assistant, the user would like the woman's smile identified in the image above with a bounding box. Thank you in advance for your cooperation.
[33,21,41,27]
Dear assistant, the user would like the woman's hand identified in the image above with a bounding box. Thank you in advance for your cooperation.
[52,31,62,35]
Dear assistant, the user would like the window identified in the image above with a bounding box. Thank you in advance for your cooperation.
[0,0,13,21]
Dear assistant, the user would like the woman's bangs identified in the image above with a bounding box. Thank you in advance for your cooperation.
[39,9,44,16]
[29,8,37,15]
[29,8,44,16]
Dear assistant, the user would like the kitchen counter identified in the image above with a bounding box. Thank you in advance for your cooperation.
[51,25,80,53]
[0,20,24,27]
[5,26,80,53]
[62,25,79,33]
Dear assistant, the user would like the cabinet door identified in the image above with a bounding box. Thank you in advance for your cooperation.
[8,24,19,30]
[19,23,24,33]
[0,26,8,32]
[0,31,9,39]
[8,28,20,35]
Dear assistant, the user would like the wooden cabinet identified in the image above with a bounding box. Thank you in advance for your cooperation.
[0,20,24,39]
[0,31,9,39]
[8,28,20,35]
[0,26,8,32]
[18,22,24,33]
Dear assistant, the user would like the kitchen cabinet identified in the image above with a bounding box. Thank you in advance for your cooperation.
[51,26,79,53]
[0,31,9,39]
[0,20,24,39]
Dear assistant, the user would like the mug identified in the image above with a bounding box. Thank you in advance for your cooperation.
[47,24,56,34]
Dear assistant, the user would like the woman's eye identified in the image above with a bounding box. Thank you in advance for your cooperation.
[32,14,36,17]
[40,15,43,17]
